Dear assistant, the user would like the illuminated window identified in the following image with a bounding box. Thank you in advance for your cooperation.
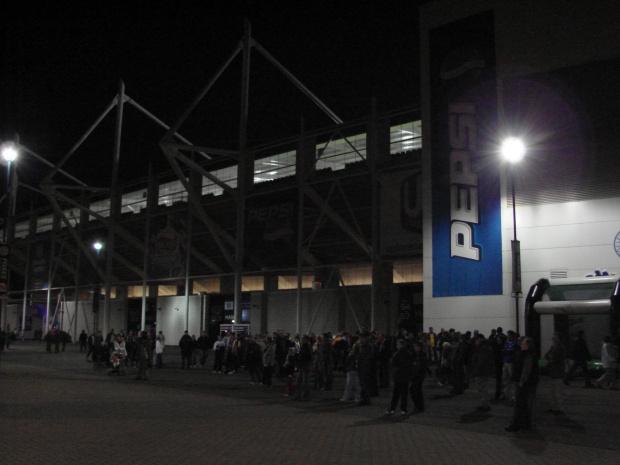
[390,121,422,153]
[193,278,221,294]
[278,275,314,290]
[242,276,264,291]
[122,189,147,214]
[159,179,188,206]
[340,264,372,286]
[158,284,178,296]
[89,199,111,220]
[393,259,423,283]
[127,286,150,298]
[254,150,296,184]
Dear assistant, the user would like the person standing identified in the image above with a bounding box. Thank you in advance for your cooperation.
[385,339,412,415]
[135,331,151,381]
[340,340,362,402]
[596,335,618,389]
[410,341,428,413]
[212,335,225,373]
[245,335,263,384]
[450,332,466,395]
[564,330,592,387]
[86,332,95,361]
[357,333,375,406]
[544,333,567,415]
[178,331,193,370]
[295,334,313,401]
[470,334,496,412]
[500,331,518,402]
[262,336,276,388]
[155,336,164,368]
[506,337,539,432]
[196,331,210,368]
[79,330,88,352]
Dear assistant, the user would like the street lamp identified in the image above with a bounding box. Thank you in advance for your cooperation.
[501,137,525,334]
[1,142,19,334]
[93,241,103,257]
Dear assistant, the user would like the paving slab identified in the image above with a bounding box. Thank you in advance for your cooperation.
[1,342,618,464]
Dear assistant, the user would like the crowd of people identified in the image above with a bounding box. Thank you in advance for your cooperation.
[71,324,619,431]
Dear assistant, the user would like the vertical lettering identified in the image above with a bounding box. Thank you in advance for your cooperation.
[450,222,480,260]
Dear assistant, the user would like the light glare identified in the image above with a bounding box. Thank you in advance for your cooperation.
[501,137,526,163]
[1,145,18,162]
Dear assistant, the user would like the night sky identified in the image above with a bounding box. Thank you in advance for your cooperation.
[1,1,423,205]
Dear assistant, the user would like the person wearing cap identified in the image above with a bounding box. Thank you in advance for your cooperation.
[385,339,412,415]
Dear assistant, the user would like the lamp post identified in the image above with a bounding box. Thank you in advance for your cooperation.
[501,137,525,334]
[1,142,19,334]
[92,241,104,334]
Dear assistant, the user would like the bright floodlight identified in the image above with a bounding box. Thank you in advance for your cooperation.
[501,137,526,163]
[1,144,18,163]
[93,242,103,252]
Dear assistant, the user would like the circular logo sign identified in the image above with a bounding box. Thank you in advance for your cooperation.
[615,231,620,258]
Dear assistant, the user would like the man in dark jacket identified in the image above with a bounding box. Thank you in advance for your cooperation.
[195,331,210,368]
[245,336,263,384]
[386,339,412,415]
[506,337,539,432]
[178,331,193,369]
[471,334,496,412]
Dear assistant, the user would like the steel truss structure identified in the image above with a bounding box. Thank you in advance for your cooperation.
[3,21,421,337]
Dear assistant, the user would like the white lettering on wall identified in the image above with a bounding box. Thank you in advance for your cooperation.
[449,103,481,261]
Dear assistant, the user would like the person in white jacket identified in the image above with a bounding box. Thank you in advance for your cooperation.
[155,336,164,368]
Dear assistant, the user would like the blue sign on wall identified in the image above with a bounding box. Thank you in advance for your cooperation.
[429,11,503,297]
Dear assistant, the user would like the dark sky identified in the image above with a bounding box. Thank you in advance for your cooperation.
[1,1,423,205]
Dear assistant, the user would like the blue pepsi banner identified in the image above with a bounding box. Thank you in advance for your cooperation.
[429,11,502,297]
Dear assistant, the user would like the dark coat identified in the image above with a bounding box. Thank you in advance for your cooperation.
[471,340,496,377]
[390,348,413,383]
[412,350,428,379]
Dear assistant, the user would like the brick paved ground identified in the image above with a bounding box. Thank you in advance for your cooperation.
[1,342,618,465]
